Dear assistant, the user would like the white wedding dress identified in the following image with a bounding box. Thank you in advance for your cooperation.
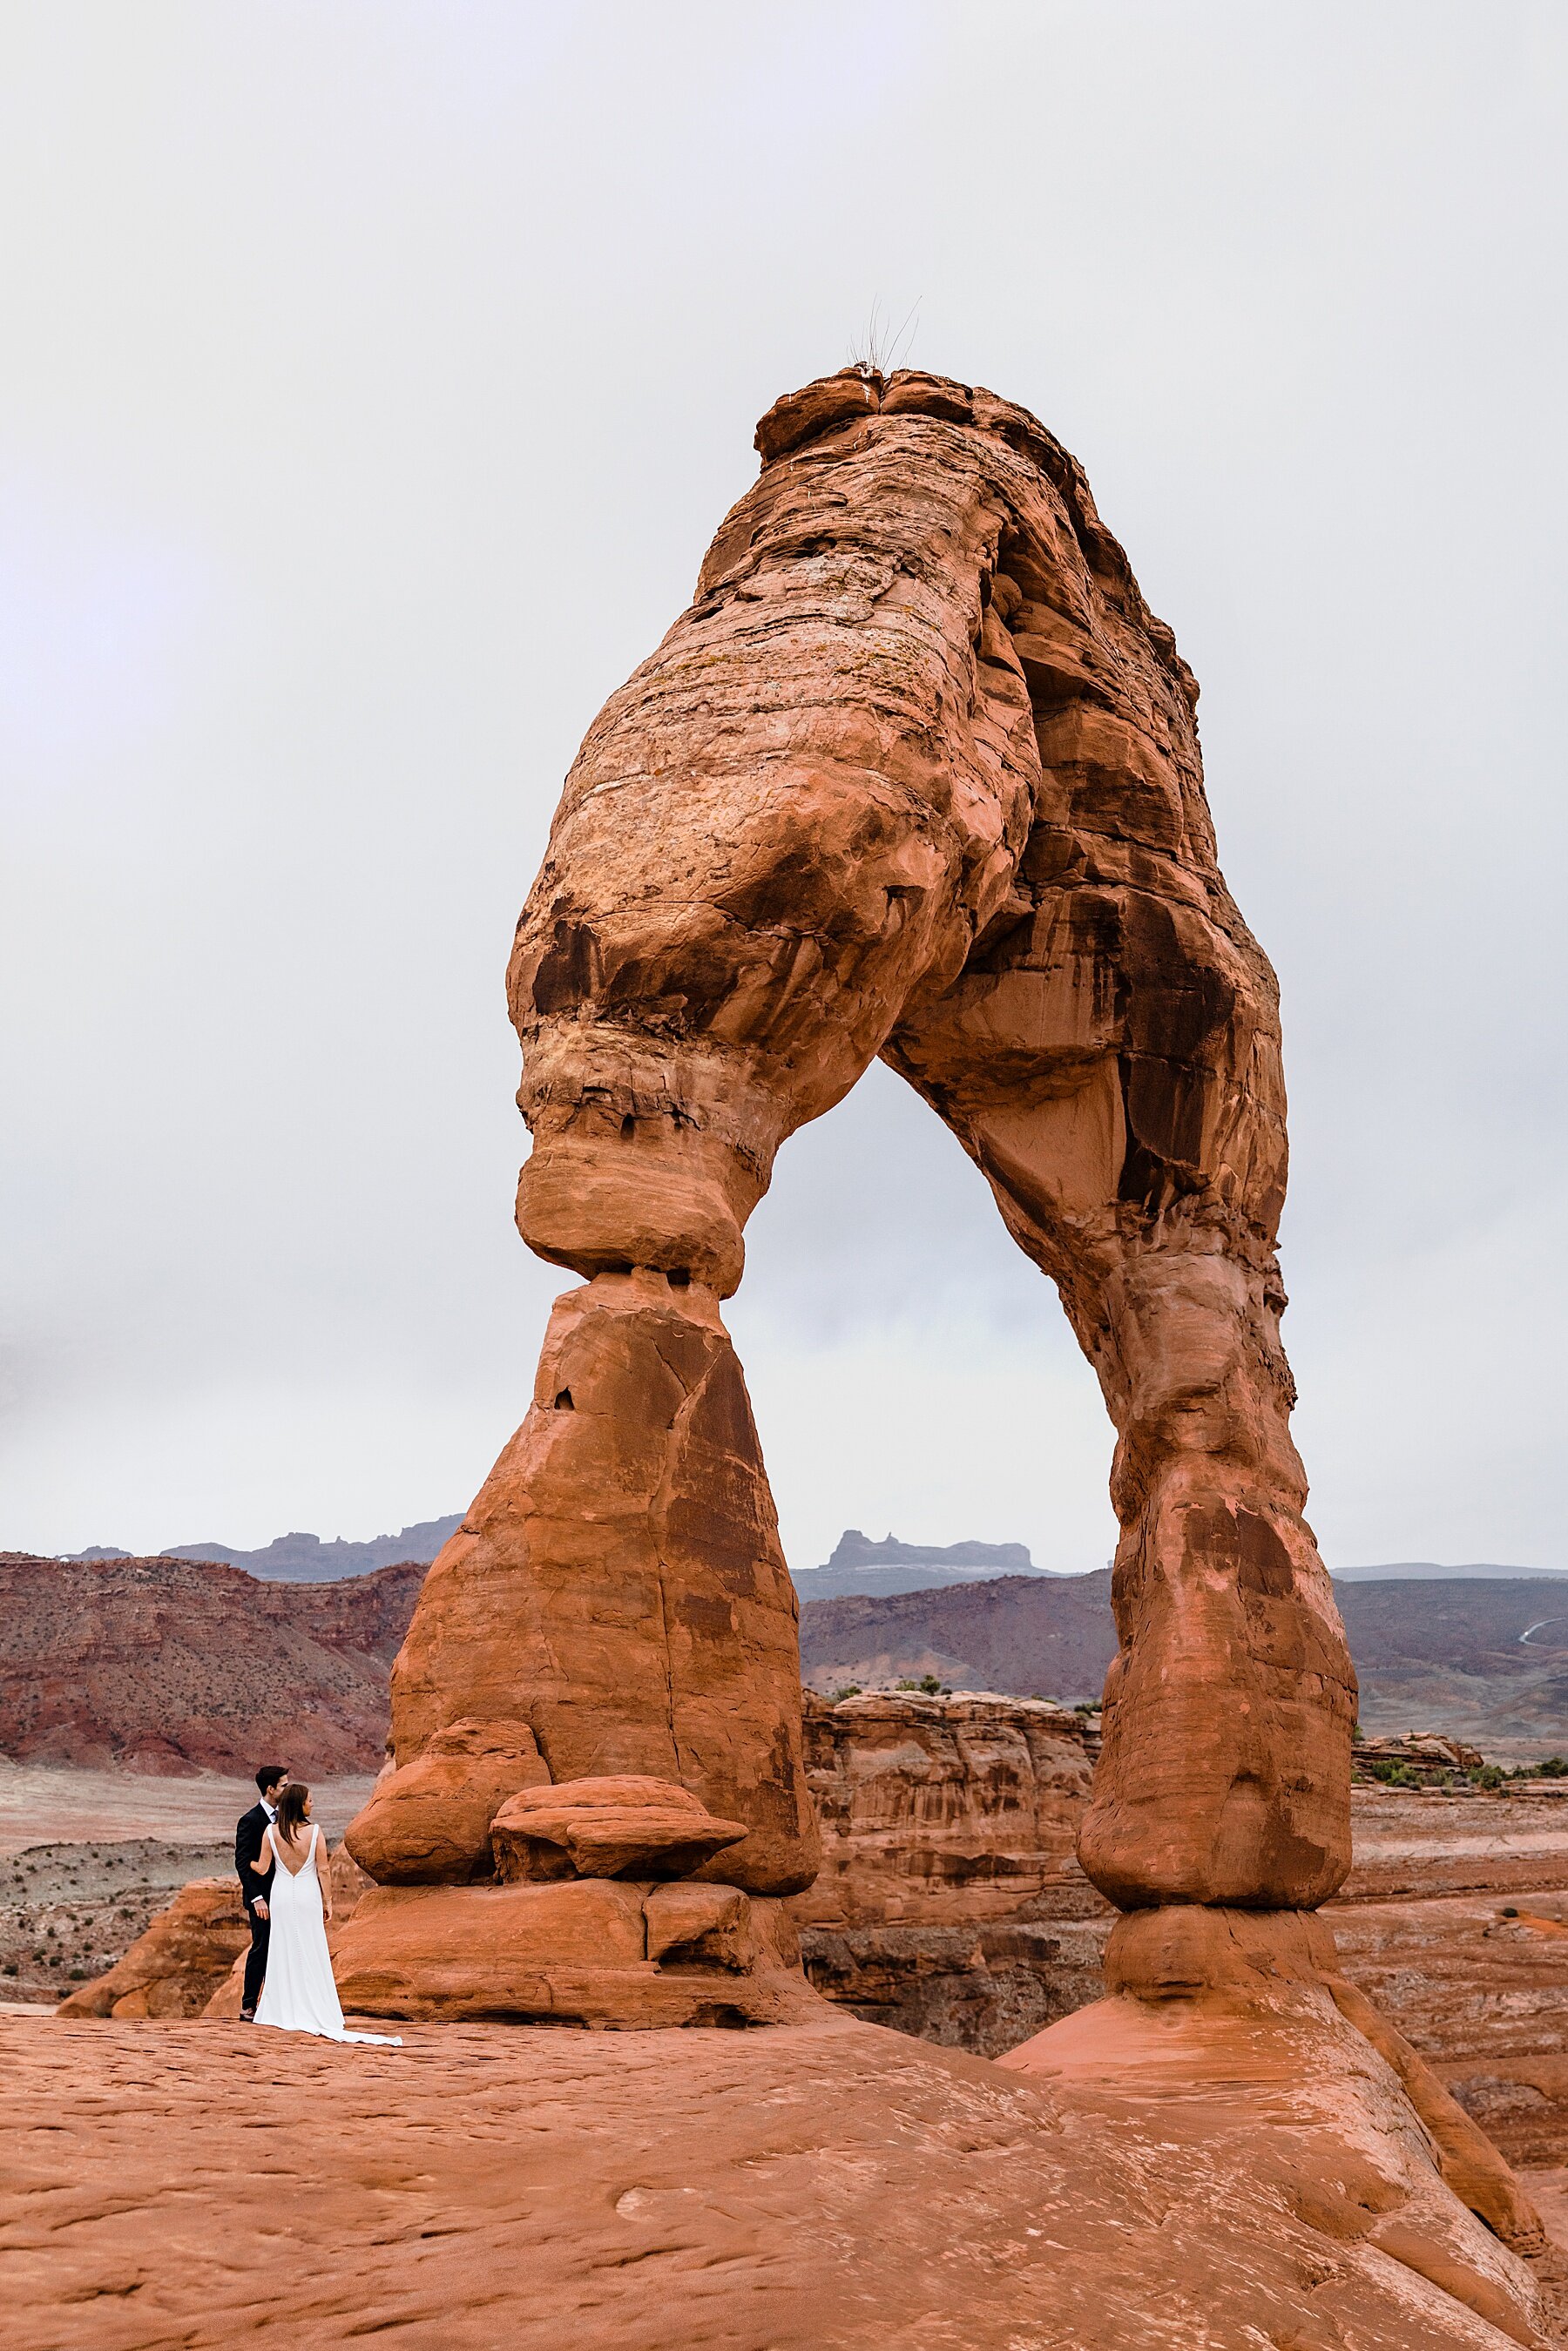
[254,1824,401,2045]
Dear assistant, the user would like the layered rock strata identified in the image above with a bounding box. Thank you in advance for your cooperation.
[791,1690,1110,2047]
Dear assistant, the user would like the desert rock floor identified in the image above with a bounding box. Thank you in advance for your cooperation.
[2,2009,1564,2351]
[0,1763,377,1857]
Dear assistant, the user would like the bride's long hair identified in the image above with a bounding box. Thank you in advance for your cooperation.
[276,1781,311,1841]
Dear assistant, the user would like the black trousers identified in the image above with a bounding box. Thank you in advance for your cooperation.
[242,1901,270,2012]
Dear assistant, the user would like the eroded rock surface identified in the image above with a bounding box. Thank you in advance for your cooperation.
[790,1689,1108,2048]
[4,2013,1561,2349]
[489,1775,749,1883]
[328,1875,813,2028]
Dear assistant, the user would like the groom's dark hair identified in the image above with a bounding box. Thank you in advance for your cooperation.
[255,1764,287,1796]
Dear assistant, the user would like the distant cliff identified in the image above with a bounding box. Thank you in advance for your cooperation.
[792,1527,1044,1603]
[64,1516,463,1582]
[0,1552,423,1773]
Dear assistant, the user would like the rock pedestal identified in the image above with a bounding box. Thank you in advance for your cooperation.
[373,1270,818,1896]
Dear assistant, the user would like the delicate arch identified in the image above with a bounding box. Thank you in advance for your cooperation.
[385,368,1355,1915]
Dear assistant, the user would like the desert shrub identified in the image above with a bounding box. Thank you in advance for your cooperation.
[1539,1756,1568,1778]
[830,1685,862,1703]
[1472,1764,1506,1791]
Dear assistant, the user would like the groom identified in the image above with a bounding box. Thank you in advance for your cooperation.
[234,1764,289,2022]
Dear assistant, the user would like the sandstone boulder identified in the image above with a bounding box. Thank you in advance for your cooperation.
[58,1878,247,2019]
[643,1881,754,1969]
[490,1775,747,1883]
[328,1878,817,2027]
[342,1716,550,1884]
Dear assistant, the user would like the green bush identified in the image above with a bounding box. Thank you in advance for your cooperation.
[1471,1764,1506,1791]
[830,1685,862,1703]
[1539,1756,1568,1778]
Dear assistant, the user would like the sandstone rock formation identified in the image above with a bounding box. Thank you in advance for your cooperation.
[488,1775,748,1883]
[332,365,1551,2323]
[502,361,1355,1916]
[328,1876,812,2028]
[56,1878,248,2019]
[1000,1934,1558,2348]
[342,1717,549,1884]
[363,364,1354,1969]
[382,1273,818,1898]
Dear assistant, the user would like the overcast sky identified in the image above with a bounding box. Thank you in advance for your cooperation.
[3,3,1565,1574]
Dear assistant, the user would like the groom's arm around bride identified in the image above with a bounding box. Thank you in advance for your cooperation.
[235,1764,287,2023]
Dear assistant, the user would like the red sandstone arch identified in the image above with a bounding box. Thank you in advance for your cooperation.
[380,367,1356,1918]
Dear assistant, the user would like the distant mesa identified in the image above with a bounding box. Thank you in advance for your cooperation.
[60,1515,464,1582]
[1330,1559,1568,1582]
[790,1529,1048,1605]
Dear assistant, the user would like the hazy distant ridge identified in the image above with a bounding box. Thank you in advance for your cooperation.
[51,1519,1565,1589]
[64,1516,463,1582]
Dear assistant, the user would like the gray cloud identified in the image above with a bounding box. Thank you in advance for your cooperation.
[3,3,1564,1576]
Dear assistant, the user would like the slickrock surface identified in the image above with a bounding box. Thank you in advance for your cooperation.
[0,1554,422,1773]
[2,2012,1560,2349]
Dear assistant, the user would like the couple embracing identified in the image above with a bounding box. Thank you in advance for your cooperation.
[233,1765,399,2045]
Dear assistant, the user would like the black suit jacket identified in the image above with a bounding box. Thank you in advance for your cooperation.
[235,1802,275,1915]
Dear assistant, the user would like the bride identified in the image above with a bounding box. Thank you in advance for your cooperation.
[248,1781,401,2045]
